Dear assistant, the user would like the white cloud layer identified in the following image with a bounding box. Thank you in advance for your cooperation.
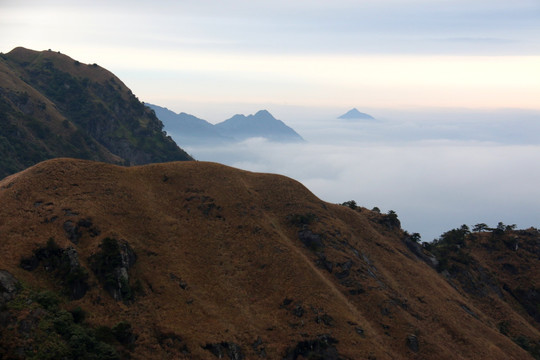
[176,108,540,241]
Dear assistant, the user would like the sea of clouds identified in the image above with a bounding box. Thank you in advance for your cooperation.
[171,107,540,241]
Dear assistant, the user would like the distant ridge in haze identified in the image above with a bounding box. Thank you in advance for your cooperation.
[338,108,375,120]
[147,104,304,144]
[215,110,304,142]
[147,104,233,145]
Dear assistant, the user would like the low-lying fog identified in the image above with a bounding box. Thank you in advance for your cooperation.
[170,107,540,241]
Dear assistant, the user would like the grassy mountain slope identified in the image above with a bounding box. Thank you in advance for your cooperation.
[0,47,192,179]
[0,158,535,359]
[424,225,540,357]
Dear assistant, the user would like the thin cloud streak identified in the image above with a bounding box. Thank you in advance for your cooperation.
[2,0,539,56]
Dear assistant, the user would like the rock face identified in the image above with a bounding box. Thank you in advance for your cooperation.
[0,47,192,179]
[0,270,19,305]
[283,335,340,360]
[203,342,245,360]
[0,158,537,359]
[89,238,137,302]
[19,239,89,300]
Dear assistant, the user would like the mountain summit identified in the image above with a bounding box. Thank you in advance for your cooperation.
[0,47,192,178]
[147,105,304,145]
[338,108,375,120]
[215,110,304,142]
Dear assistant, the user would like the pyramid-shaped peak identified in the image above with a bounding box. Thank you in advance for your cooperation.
[338,108,375,120]
[253,110,275,119]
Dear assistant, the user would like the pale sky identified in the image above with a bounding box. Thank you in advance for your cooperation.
[1,0,540,118]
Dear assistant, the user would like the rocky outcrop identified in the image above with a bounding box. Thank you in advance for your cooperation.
[283,334,341,360]
[406,334,419,353]
[0,270,19,306]
[19,239,89,300]
[403,236,438,269]
[203,342,245,360]
[298,229,324,252]
[89,238,137,302]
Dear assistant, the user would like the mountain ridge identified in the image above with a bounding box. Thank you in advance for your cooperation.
[147,103,233,145]
[215,109,304,142]
[147,103,304,145]
[0,158,537,359]
[0,47,192,179]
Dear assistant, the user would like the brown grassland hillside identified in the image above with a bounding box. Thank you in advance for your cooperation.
[0,158,537,359]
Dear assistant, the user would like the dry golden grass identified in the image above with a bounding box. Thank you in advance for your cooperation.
[0,158,534,359]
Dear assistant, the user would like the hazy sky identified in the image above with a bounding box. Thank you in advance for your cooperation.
[1,1,539,239]
[2,0,540,119]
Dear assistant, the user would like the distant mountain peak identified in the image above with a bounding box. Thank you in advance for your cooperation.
[215,110,304,142]
[148,105,304,144]
[338,108,375,120]
[254,109,273,118]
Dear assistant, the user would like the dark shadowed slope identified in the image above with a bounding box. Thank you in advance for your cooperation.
[0,47,192,179]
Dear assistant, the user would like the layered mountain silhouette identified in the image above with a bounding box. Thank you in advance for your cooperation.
[147,104,233,145]
[338,108,375,120]
[147,104,304,145]
[0,158,538,359]
[215,110,304,142]
[0,47,192,178]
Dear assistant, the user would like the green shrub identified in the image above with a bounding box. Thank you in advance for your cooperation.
[289,213,317,226]
[34,290,60,311]
[112,321,134,345]
[498,321,510,336]
[29,333,70,360]
[52,310,75,336]
[70,306,86,324]
[35,305,121,360]
[341,200,357,210]
[21,239,89,299]
[95,325,115,343]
